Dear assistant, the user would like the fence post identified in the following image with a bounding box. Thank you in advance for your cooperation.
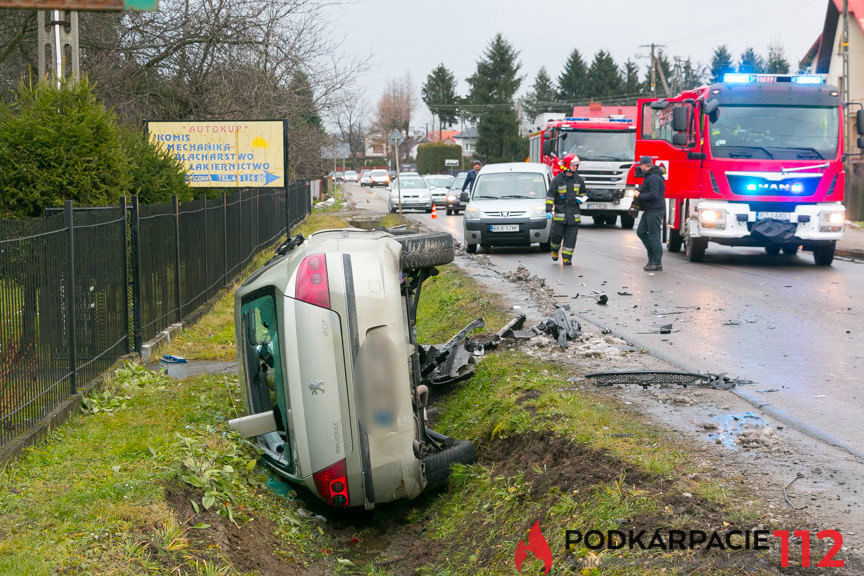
[64,201,78,394]
[222,192,228,287]
[120,196,131,353]
[130,196,143,354]
[201,194,208,298]
[174,195,182,322]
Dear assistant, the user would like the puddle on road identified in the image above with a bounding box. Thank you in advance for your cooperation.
[706,411,765,449]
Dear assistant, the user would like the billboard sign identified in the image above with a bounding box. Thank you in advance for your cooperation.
[0,0,157,9]
[148,120,286,188]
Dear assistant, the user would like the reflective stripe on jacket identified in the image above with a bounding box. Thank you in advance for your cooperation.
[546,172,585,225]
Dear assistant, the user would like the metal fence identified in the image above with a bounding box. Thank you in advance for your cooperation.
[0,182,311,449]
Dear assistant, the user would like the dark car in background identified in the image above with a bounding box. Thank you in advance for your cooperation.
[446,172,468,215]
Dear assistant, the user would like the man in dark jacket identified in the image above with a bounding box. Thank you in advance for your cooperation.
[635,155,666,271]
[546,155,585,265]
[462,160,482,193]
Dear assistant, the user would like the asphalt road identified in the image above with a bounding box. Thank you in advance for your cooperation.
[361,184,864,456]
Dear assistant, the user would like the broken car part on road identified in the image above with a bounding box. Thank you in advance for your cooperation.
[586,371,744,390]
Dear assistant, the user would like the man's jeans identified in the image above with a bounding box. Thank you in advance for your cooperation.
[637,210,664,266]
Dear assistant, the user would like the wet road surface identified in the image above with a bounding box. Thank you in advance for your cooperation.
[364,184,864,455]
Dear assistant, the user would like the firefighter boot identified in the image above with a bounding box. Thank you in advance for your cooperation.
[550,243,560,262]
[562,248,573,266]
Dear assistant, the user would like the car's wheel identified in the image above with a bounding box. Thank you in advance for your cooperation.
[423,440,476,489]
[446,208,452,215]
[539,242,551,252]
[667,227,683,253]
[686,235,707,262]
[765,245,781,256]
[466,243,477,254]
[813,241,836,266]
[394,231,455,269]
[782,244,800,255]
[619,213,636,229]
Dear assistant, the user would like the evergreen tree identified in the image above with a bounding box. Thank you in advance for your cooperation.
[288,70,322,129]
[422,63,459,132]
[622,59,644,96]
[710,45,734,82]
[522,67,556,122]
[766,44,791,74]
[466,34,524,163]
[586,50,622,100]
[738,47,764,74]
[557,48,588,105]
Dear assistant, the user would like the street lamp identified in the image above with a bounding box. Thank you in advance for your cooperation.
[389,130,405,214]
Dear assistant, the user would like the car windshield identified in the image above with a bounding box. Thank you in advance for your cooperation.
[450,175,466,190]
[709,106,839,160]
[559,130,635,161]
[472,172,547,199]
[371,170,387,176]
[395,177,427,189]
[425,175,454,187]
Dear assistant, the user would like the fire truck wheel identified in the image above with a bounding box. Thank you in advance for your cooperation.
[765,245,781,256]
[812,241,836,266]
[620,213,635,229]
[667,228,683,253]
[686,236,707,262]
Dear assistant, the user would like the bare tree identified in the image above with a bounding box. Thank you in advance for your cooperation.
[334,93,368,167]
[373,73,416,139]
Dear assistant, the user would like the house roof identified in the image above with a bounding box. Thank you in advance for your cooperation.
[810,0,864,72]
[428,130,459,143]
[454,127,478,139]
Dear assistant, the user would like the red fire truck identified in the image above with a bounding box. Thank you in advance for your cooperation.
[634,73,858,266]
[529,104,639,228]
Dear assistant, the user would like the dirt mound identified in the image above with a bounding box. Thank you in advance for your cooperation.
[481,430,651,496]
[165,483,322,576]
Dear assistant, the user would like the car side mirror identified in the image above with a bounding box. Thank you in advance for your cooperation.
[542,139,554,156]
[460,191,470,202]
[857,110,864,136]
[704,99,720,115]
[672,133,689,147]
[650,99,668,110]
[228,410,278,438]
[672,106,689,132]
[858,135,864,150]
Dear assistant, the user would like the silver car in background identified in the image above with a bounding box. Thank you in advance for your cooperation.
[462,163,552,254]
[424,174,455,207]
[389,175,432,213]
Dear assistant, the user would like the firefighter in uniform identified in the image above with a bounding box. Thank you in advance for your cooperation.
[546,155,585,265]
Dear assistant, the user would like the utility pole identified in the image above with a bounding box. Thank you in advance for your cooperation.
[842,0,852,153]
[38,10,79,86]
[640,43,666,96]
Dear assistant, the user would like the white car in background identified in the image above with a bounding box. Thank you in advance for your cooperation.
[389,175,432,213]
[424,175,455,207]
[360,172,373,186]
[343,170,359,183]
[462,162,553,253]
[369,169,390,187]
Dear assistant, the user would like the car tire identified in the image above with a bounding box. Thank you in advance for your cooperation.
[466,243,477,254]
[539,242,551,252]
[446,208,452,215]
[620,213,636,229]
[782,244,800,255]
[394,231,455,269]
[423,440,476,490]
[765,245,781,256]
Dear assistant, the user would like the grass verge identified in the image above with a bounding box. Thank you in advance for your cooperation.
[0,209,796,576]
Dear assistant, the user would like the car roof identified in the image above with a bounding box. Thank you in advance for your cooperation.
[478,162,549,175]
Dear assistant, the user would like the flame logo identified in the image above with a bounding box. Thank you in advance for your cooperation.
[514,520,553,574]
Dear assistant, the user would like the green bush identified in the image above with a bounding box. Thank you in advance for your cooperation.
[0,80,191,217]
[417,142,462,174]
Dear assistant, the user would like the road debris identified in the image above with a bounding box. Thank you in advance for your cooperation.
[586,371,743,390]
[782,472,807,510]
[737,427,779,450]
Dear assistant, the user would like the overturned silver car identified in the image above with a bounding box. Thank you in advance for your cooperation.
[230,228,476,509]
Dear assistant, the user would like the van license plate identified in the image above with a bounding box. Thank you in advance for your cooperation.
[490,224,519,232]
[757,212,791,221]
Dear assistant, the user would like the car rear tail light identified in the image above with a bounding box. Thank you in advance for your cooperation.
[295,253,330,309]
[313,459,349,506]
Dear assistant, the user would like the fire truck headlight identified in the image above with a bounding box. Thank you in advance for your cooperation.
[699,209,725,229]
[820,209,845,231]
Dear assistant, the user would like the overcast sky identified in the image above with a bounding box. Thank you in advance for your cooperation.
[326,0,827,128]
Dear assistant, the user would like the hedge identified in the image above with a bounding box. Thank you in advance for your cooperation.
[416,143,462,174]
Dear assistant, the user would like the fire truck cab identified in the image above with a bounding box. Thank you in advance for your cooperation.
[635,73,855,266]
[529,104,639,228]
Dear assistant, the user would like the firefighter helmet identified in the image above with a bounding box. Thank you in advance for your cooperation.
[562,154,580,171]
